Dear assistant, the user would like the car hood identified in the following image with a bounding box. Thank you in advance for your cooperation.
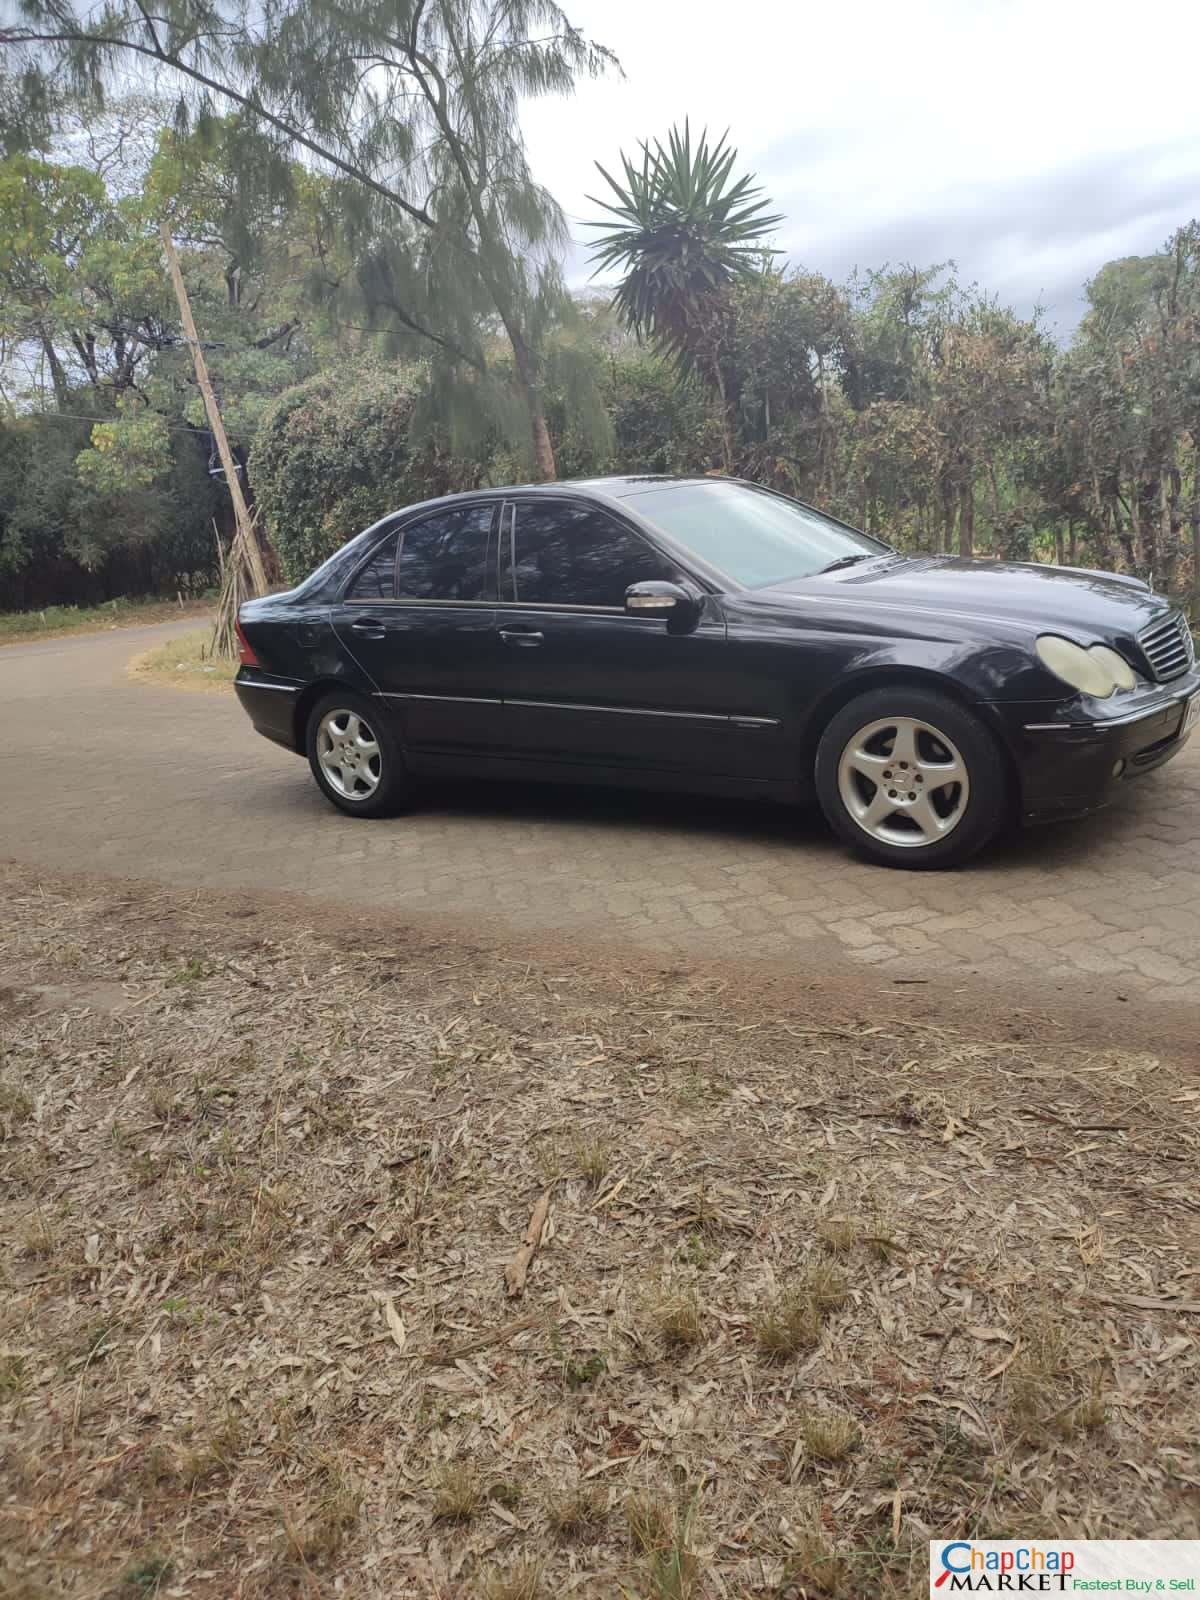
[764,555,1168,641]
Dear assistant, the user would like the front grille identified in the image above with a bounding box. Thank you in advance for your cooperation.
[1137,609,1195,682]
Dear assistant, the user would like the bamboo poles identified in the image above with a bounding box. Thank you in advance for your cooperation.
[159,220,268,655]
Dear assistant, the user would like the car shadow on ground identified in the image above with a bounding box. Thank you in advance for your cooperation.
[421,776,837,849]
[251,760,1140,875]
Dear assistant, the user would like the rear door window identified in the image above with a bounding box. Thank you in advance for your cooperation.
[396,505,495,600]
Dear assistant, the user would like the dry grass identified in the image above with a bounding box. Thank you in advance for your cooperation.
[545,1485,607,1536]
[0,1079,32,1139]
[1,861,1198,1599]
[626,1490,702,1600]
[572,1134,612,1189]
[648,1285,706,1350]
[753,1264,847,1360]
[800,1409,860,1464]
[480,1560,544,1600]
[815,1213,901,1261]
[1005,1314,1110,1444]
[127,628,236,693]
[432,1463,484,1523]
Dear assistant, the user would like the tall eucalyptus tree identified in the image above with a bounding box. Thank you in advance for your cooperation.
[1,0,617,476]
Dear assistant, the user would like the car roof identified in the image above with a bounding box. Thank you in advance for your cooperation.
[431,475,719,505]
[562,475,716,498]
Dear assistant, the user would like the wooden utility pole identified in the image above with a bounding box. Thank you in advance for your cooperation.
[159,220,269,596]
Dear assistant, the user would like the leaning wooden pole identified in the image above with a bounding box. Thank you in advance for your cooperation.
[159,220,269,598]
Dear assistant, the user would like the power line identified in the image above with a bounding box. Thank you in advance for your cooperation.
[1,409,246,440]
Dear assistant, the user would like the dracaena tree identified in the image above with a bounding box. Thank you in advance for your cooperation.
[0,0,618,479]
[587,123,780,463]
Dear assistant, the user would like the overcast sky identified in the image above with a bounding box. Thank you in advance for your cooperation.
[521,0,1200,335]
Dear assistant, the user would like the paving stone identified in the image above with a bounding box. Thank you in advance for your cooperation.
[3,620,1199,1007]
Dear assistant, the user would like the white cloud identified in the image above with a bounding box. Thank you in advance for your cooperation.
[521,0,1200,327]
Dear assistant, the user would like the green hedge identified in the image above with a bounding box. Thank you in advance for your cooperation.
[252,366,469,582]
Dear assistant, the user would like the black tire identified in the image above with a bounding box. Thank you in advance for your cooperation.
[305,690,409,818]
[814,686,1008,870]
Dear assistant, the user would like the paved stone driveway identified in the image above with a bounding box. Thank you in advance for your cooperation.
[3,622,1199,1004]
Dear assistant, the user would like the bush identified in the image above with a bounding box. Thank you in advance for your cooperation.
[252,365,478,582]
[604,356,720,477]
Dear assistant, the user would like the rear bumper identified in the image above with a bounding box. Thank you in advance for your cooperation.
[234,671,304,754]
[1002,672,1199,823]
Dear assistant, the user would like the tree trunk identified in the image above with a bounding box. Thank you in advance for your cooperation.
[958,477,975,559]
[529,402,556,482]
[711,361,735,475]
[1135,468,1157,577]
[1111,499,1136,571]
[504,319,556,480]
[1053,526,1064,565]
[41,335,70,411]
[1068,519,1078,565]
[940,476,956,555]
[987,462,1002,550]
[1161,459,1183,595]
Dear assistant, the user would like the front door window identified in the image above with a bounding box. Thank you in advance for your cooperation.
[506,501,670,607]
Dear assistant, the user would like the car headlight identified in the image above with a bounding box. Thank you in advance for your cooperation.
[1035,635,1138,698]
[1086,643,1137,691]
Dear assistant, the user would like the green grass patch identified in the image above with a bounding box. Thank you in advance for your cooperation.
[0,594,213,645]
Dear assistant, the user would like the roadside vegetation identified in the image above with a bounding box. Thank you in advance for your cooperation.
[0,595,212,646]
[1,5,1199,617]
[127,628,236,692]
[2,862,1195,1598]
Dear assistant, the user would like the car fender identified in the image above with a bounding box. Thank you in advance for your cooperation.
[792,641,1036,788]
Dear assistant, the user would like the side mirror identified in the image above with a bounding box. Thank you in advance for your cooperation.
[625,580,700,630]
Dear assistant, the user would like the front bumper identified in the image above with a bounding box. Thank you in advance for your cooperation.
[999,670,1200,823]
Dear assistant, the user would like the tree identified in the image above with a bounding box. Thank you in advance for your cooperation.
[838,401,941,543]
[1052,228,1200,593]
[920,294,1049,559]
[0,119,331,610]
[587,123,780,467]
[1,0,618,477]
[727,267,854,499]
[0,152,174,408]
[0,407,218,608]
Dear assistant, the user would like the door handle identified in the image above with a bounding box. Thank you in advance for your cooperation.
[349,616,386,640]
[498,628,544,648]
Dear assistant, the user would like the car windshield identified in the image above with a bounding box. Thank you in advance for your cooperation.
[625,481,889,587]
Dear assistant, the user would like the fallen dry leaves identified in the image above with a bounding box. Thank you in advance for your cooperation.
[0,862,1197,1600]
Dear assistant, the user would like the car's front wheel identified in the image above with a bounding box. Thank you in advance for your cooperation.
[305,691,408,818]
[815,687,1008,869]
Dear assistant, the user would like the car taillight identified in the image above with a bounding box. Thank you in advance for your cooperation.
[235,620,261,667]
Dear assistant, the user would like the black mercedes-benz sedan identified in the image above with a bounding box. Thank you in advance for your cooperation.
[234,476,1199,869]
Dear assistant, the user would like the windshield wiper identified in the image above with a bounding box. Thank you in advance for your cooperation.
[818,553,873,575]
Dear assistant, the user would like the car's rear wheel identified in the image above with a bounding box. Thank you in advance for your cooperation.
[305,691,408,818]
[815,687,1007,869]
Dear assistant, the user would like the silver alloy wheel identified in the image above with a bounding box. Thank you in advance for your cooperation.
[836,715,970,848]
[315,708,382,801]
